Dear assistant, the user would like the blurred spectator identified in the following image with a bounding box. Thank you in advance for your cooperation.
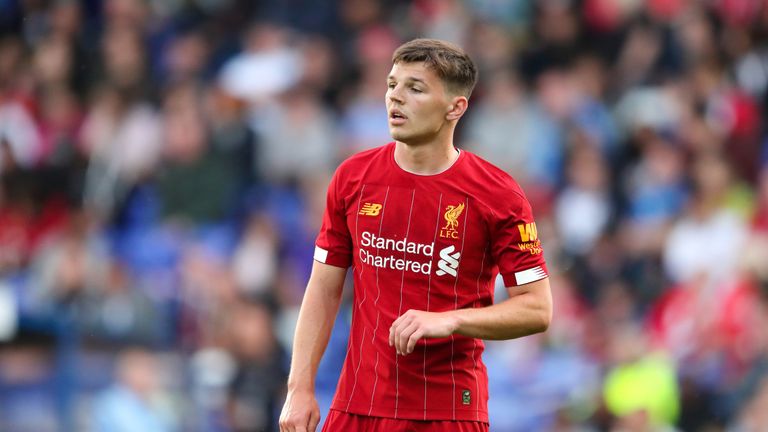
[100,26,151,97]
[614,84,683,136]
[296,36,338,98]
[662,153,748,285]
[674,6,719,67]
[224,301,287,432]
[256,85,338,183]
[232,214,278,297]
[613,17,667,91]
[160,30,212,85]
[338,26,398,154]
[555,141,612,256]
[78,261,167,345]
[465,21,516,76]
[486,67,566,192]
[156,83,239,224]
[569,54,619,158]
[411,0,471,45]
[27,210,109,318]
[103,0,151,33]
[219,24,302,109]
[93,348,179,432]
[465,69,532,180]
[80,84,162,219]
[518,0,582,82]
[603,324,680,431]
[691,59,763,183]
[205,84,260,186]
[0,94,41,172]
[623,132,686,231]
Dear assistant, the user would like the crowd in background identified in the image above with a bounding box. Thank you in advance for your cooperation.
[1,0,768,431]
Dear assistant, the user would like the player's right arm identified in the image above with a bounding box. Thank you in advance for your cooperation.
[279,261,347,432]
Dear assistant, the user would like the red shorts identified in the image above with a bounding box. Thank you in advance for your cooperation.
[322,409,489,432]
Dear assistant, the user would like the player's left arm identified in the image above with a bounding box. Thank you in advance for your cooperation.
[389,277,551,355]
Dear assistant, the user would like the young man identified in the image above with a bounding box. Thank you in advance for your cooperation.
[279,39,552,432]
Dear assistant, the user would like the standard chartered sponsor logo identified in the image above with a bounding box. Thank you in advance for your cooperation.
[358,231,460,277]
[360,231,434,255]
[359,231,434,275]
[436,245,460,277]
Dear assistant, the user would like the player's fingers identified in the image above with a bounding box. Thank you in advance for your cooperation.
[393,322,406,354]
[396,321,419,355]
[389,321,396,346]
[278,420,290,432]
[280,418,294,432]
[308,409,321,431]
[397,310,417,326]
[391,313,407,330]
[281,411,307,432]
[389,314,410,346]
[406,328,424,354]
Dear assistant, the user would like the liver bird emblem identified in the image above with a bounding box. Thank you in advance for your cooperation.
[442,203,465,231]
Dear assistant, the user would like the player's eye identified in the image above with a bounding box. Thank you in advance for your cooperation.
[410,86,423,93]
[387,82,396,89]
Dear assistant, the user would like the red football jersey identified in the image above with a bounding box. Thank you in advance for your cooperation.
[315,142,548,422]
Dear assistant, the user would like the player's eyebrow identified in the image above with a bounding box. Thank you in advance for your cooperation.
[387,75,428,85]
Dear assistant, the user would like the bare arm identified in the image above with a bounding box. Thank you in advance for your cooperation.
[279,261,347,432]
[453,277,552,339]
[389,277,552,355]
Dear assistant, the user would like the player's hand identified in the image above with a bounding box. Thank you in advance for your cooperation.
[389,309,459,355]
[279,388,320,432]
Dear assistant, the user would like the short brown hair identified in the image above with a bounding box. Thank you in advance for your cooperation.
[392,38,478,98]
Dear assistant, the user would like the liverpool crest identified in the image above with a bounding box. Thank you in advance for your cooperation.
[439,203,464,239]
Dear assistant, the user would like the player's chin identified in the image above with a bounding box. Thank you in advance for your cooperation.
[389,128,410,142]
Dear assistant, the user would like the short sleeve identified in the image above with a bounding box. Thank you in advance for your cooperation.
[490,191,548,287]
[315,168,353,268]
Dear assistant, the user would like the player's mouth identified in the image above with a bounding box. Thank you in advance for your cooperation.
[389,109,407,126]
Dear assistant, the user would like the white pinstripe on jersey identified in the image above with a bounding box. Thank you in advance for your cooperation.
[368,186,392,415]
[470,248,487,421]
[449,196,469,420]
[392,189,415,418]
[422,193,443,420]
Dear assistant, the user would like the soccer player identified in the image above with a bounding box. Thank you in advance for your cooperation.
[279,38,552,432]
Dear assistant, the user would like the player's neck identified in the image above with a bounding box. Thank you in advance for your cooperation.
[393,140,459,176]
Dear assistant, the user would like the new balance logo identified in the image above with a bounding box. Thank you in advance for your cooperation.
[436,245,460,277]
[359,202,382,216]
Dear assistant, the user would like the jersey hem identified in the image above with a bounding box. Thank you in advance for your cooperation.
[331,399,490,423]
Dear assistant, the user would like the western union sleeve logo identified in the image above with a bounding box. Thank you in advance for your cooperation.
[516,222,542,255]
[517,222,538,242]
[359,202,382,216]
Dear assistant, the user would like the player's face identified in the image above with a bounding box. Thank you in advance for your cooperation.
[386,62,455,145]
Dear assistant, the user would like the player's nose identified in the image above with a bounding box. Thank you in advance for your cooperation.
[387,86,404,104]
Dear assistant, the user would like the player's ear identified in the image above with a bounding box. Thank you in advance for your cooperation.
[446,96,468,121]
